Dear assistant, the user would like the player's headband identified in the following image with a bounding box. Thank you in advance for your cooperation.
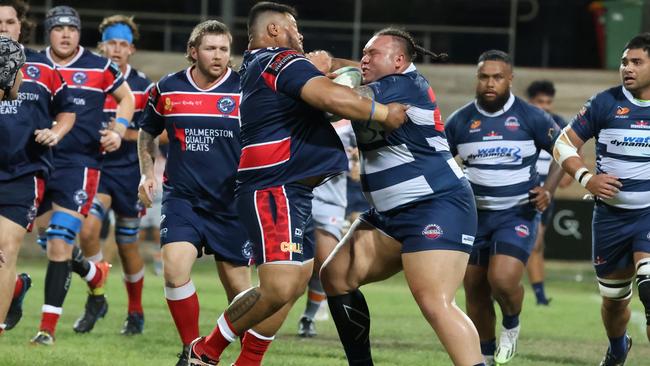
[102,23,133,44]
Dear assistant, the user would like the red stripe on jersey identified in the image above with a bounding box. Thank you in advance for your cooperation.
[172,123,187,151]
[159,92,240,118]
[427,87,436,103]
[104,91,148,112]
[427,87,444,132]
[22,63,55,93]
[262,72,277,92]
[79,168,101,216]
[238,137,291,171]
[254,187,291,263]
[58,69,110,91]
[26,176,46,232]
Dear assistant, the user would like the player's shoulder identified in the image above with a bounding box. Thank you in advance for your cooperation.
[127,65,153,86]
[446,100,476,125]
[24,48,52,66]
[515,97,548,119]
[588,86,623,108]
[79,48,114,69]
[156,69,187,91]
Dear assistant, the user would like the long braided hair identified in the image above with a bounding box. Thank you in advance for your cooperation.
[374,27,448,63]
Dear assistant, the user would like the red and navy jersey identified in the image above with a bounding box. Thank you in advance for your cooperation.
[570,86,650,210]
[139,67,241,213]
[0,48,75,181]
[44,46,125,169]
[236,47,348,193]
[103,64,153,167]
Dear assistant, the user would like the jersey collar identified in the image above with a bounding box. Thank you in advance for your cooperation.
[186,66,232,92]
[46,45,85,67]
[622,86,650,107]
[402,63,416,74]
[474,92,515,117]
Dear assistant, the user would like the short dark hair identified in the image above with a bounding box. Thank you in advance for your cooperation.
[0,0,34,43]
[624,32,650,57]
[374,27,448,63]
[248,2,297,33]
[527,80,556,99]
[478,50,512,65]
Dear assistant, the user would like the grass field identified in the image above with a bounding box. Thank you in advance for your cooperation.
[1,257,649,365]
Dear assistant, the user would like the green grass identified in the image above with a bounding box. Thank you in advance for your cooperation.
[1,258,649,365]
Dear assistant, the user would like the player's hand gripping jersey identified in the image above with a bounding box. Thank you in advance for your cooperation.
[445,94,561,210]
[355,63,466,213]
[0,48,75,181]
[44,46,124,169]
[236,47,348,193]
[103,65,153,168]
[139,67,242,213]
[571,86,650,209]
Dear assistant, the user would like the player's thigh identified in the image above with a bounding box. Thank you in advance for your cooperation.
[258,261,314,303]
[320,219,402,295]
[0,215,26,260]
[216,260,252,301]
[403,249,470,303]
[314,228,339,272]
[162,242,198,286]
[487,254,526,289]
[532,222,546,253]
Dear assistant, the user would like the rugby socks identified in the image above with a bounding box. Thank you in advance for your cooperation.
[124,268,145,314]
[480,338,496,357]
[165,280,200,345]
[40,260,71,335]
[70,246,103,290]
[502,312,520,329]
[13,275,24,299]
[328,290,373,365]
[303,274,326,320]
[531,282,550,305]
[608,332,629,360]
[234,329,274,366]
[201,313,238,360]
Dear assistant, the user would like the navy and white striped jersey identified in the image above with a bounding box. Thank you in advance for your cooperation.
[312,120,356,208]
[536,113,567,184]
[445,94,560,210]
[354,63,466,213]
[571,86,650,210]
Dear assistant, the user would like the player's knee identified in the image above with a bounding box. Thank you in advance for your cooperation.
[320,263,356,295]
[636,258,650,323]
[88,198,107,221]
[115,217,140,245]
[46,211,82,245]
[598,276,634,301]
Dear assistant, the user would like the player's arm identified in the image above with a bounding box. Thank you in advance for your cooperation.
[34,112,75,147]
[306,51,358,74]
[300,77,406,131]
[137,129,158,208]
[108,82,135,138]
[553,126,621,199]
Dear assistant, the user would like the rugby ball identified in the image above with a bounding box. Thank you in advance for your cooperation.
[332,66,362,89]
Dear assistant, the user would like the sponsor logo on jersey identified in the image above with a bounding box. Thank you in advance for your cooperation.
[280,241,303,254]
[164,97,173,112]
[631,120,650,129]
[217,96,236,114]
[504,116,520,131]
[515,224,530,238]
[422,224,443,240]
[467,146,522,162]
[73,189,88,205]
[72,71,88,85]
[483,130,503,140]
[470,120,481,133]
[26,65,40,79]
[610,136,650,148]
[616,106,630,116]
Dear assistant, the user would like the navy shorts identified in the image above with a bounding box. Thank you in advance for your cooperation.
[345,178,369,216]
[237,183,314,265]
[0,173,45,230]
[469,204,539,266]
[359,185,477,254]
[592,202,650,276]
[160,196,251,266]
[39,166,100,216]
[98,164,144,218]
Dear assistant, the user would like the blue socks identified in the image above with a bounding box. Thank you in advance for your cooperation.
[532,282,550,305]
[480,338,496,356]
[502,313,520,329]
[608,333,628,360]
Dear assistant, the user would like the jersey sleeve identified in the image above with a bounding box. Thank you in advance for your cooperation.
[133,82,156,129]
[138,83,165,137]
[531,110,561,154]
[366,76,408,104]
[444,111,460,156]
[262,50,323,98]
[569,95,600,142]
[103,60,125,94]
[50,69,75,116]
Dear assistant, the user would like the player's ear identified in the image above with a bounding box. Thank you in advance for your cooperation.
[129,44,136,56]
[267,22,279,37]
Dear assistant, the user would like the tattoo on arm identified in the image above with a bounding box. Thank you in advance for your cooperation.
[354,85,375,99]
[225,287,262,323]
[138,130,157,176]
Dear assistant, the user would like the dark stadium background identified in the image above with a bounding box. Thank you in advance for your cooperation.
[23,0,650,68]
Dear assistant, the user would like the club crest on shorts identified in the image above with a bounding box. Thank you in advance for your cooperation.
[241,240,253,259]
[515,224,530,238]
[26,205,38,223]
[73,189,88,205]
[72,71,88,85]
[26,65,40,79]
[217,96,236,114]
[422,224,443,240]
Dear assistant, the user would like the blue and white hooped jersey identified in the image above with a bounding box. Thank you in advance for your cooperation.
[445,94,560,210]
[536,113,567,184]
[571,86,650,210]
[354,63,466,213]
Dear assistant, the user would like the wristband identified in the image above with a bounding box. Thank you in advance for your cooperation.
[368,98,376,121]
[373,103,389,123]
[579,173,593,188]
[573,167,589,182]
[115,117,129,128]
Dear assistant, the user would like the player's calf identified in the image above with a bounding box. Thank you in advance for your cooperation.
[636,258,650,341]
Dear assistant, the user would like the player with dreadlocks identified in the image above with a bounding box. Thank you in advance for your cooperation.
[315,28,486,366]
